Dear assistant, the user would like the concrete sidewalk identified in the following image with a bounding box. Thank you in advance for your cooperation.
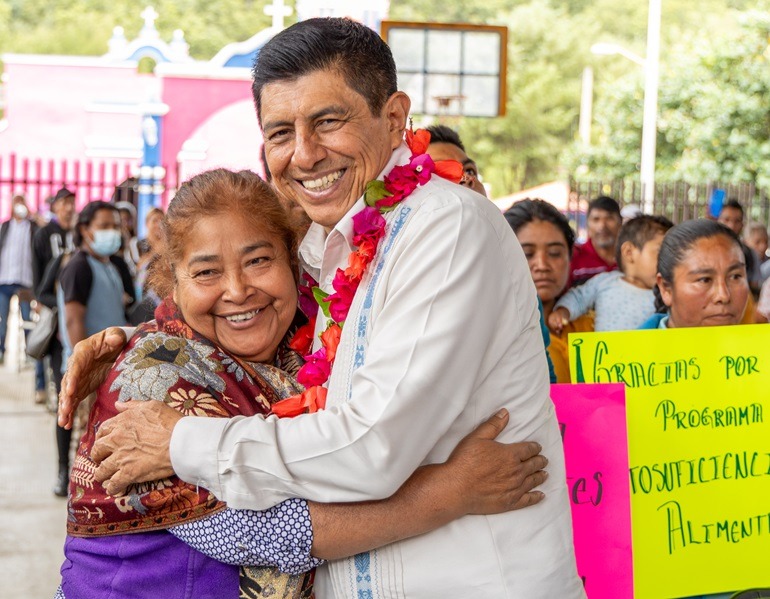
[0,305,67,598]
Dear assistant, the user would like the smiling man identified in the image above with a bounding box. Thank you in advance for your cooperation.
[63,18,583,598]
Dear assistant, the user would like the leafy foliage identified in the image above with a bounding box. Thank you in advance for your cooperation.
[569,8,770,188]
[0,0,273,59]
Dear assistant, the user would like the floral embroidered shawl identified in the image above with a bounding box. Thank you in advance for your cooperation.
[67,296,305,537]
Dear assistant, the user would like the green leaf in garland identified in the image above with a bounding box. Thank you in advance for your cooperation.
[364,180,392,206]
[376,202,399,213]
[312,287,331,319]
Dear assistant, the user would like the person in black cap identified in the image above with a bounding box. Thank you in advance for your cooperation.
[32,187,77,496]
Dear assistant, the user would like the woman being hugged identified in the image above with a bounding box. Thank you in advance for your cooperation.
[56,169,547,599]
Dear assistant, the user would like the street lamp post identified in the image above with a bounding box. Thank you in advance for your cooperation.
[590,0,662,214]
[640,0,662,215]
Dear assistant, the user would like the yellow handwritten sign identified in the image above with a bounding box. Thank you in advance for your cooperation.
[569,324,770,599]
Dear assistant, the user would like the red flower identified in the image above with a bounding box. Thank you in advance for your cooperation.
[288,318,316,356]
[357,238,377,262]
[405,128,431,155]
[297,347,331,387]
[271,386,328,418]
[344,249,369,281]
[434,159,464,184]
[320,323,342,362]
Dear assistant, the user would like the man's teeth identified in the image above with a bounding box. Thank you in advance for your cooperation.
[302,170,343,191]
[225,310,259,323]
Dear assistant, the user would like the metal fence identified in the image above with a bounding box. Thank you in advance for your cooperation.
[568,179,770,227]
[0,154,178,218]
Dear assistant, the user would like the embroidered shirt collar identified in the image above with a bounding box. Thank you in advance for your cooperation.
[299,143,411,274]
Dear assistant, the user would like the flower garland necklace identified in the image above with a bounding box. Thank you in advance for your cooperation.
[272,129,462,418]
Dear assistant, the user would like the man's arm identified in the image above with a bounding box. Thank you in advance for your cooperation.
[156,412,548,570]
[308,410,547,560]
[64,301,87,349]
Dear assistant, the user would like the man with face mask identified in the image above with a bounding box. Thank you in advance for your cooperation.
[0,195,38,364]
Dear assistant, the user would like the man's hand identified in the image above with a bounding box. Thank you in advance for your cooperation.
[443,409,548,516]
[58,327,128,429]
[91,401,183,496]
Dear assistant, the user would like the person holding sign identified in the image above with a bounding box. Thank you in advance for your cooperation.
[639,218,753,599]
[640,219,749,330]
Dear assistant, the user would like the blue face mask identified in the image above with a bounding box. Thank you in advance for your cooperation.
[89,229,122,257]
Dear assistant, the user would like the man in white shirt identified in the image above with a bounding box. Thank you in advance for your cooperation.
[62,18,583,598]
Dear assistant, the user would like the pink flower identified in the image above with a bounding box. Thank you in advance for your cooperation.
[383,165,419,202]
[408,154,435,184]
[327,269,357,322]
[297,347,331,387]
[352,206,386,246]
[298,273,318,318]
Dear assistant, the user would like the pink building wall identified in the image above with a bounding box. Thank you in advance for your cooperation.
[158,72,257,173]
[0,57,152,161]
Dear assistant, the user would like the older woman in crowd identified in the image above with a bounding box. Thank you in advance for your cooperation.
[504,199,594,383]
[56,169,547,599]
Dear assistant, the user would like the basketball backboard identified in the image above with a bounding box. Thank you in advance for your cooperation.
[381,21,508,117]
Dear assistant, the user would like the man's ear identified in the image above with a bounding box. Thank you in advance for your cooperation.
[656,273,673,308]
[382,91,411,150]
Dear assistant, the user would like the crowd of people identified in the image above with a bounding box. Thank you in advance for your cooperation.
[0,185,165,496]
[0,16,765,599]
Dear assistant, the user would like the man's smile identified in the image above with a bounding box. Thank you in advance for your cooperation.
[300,169,346,191]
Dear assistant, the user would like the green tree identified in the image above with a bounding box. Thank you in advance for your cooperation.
[0,0,273,58]
[567,8,770,188]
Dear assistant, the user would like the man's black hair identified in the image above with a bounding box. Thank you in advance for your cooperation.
[503,198,576,254]
[425,125,466,152]
[720,198,744,217]
[252,18,397,121]
[587,195,621,217]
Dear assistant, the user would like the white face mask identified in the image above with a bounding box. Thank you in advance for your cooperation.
[13,204,28,219]
[89,229,122,257]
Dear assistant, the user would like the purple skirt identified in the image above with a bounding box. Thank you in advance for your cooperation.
[60,531,239,599]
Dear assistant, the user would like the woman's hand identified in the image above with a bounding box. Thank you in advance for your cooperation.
[58,327,128,429]
[547,307,571,336]
[439,409,548,517]
[308,409,549,560]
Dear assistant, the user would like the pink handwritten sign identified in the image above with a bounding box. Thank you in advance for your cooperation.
[551,383,632,599]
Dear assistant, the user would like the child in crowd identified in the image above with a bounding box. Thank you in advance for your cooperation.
[548,215,673,333]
